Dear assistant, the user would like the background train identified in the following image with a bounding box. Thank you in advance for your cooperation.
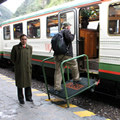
[0,0,120,98]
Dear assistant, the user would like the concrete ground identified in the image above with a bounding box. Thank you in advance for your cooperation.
[0,73,110,120]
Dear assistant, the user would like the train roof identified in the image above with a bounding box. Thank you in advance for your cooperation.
[0,0,108,26]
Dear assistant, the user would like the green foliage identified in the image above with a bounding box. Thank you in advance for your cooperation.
[81,7,97,19]
[14,0,74,17]
[0,0,74,22]
[45,0,65,8]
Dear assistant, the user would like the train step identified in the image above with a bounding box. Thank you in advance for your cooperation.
[49,77,97,99]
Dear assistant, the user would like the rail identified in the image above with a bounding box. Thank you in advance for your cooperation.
[42,56,54,99]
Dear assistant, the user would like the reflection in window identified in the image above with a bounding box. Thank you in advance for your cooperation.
[13,23,23,39]
[109,2,120,35]
[60,12,74,34]
[47,15,58,37]
[27,19,40,38]
[3,26,11,40]
[80,5,99,29]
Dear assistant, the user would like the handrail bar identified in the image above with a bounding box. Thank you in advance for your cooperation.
[60,54,90,105]
[42,56,54,99]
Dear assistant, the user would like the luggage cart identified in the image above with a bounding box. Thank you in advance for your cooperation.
[42,54,98,107]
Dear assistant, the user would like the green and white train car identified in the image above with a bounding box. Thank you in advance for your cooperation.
[0,0,120,97]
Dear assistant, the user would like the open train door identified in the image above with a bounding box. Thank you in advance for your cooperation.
[58,8,79,57]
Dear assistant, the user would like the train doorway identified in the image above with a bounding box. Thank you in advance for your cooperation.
[58,8,77,56]
[78,5,100,73]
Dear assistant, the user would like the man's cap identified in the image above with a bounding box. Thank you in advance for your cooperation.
[62,21,71,27]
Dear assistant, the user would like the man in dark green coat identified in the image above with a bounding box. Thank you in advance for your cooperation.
[11,34,33,104]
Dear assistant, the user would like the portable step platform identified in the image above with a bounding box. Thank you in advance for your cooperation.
[42,54,99,107]
[49,78,96,98]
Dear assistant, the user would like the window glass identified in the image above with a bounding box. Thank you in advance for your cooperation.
[27,19,40,38]
[60,12,75,34]
[13,23,23,39]
[108,2,120,35]
[3,26,11,40]
[80,5,99,29]
[47,15,58,37]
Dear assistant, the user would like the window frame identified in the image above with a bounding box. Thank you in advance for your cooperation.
[27,18,41,39]
[108,2,120,36]
[3,25,11,40]
[46,14,59,38]
[13,22,23,40]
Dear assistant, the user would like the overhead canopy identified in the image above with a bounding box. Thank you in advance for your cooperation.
[0,0,7,4]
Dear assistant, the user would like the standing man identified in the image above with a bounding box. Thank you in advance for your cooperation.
[54,22,80,92]
[11,34,33,104]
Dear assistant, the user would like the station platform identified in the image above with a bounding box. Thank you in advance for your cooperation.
[0,73,110,120]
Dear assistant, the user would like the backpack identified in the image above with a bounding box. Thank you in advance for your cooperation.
[51,31,68,55]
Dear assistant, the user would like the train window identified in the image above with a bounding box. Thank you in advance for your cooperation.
[80,5,99,29]
[3,26,11,40]
[47,15,58,38]
[13,23,23,39]
[27,19,40,39]
[108,2,120,35]
[60,12,75,34]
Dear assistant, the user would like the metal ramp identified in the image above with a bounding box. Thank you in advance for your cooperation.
[42,54,98,107]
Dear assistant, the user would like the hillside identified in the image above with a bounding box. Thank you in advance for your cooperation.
[0,0,73,23]
[13,0,73,17]
[0,5,13,23]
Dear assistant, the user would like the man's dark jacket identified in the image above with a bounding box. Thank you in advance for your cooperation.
[11,43,32,88]
[54,29,74,57]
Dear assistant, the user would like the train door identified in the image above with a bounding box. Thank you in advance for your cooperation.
[78,5,100,73]
[58,8,77,56]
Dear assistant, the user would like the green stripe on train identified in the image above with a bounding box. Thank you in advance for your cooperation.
[99,63,120,81]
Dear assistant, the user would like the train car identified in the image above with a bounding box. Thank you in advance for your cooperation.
[0,25,2,59]
[0,0,120,97]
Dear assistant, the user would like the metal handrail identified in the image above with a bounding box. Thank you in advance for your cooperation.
[42,56,54,99]
[42,54,90,107]
[60,54,90,104]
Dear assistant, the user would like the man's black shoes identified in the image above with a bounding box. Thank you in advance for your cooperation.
[26,98,33,102]
[19,100,25,104]
[73,78,82,85]
[54,89,63,94]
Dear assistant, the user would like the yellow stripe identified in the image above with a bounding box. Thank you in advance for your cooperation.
[5,78,13,79]
[45,98,63,102]
[32,89,38,92]
[59,104,77,108]
[46,99,77,108]
[1,77,9,79]
[0,76,8,78]
[12,83,15,85]
[6,80,15,82]
[74,110,95,117]
[35,93,48,96]
[106,119,111,120]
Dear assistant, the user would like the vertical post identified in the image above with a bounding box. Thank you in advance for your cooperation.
[67,66,70,81]
[86,55,90,86]
[42,57,54,99]
[61,62,69,107]
[42,62,50,100]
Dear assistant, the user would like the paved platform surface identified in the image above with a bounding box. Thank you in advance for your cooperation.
[0,73,110,120]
